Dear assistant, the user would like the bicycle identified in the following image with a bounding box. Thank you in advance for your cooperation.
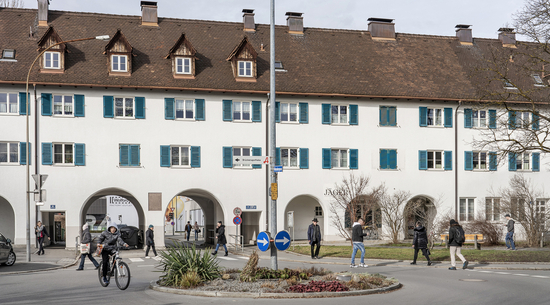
[97,246,131,290]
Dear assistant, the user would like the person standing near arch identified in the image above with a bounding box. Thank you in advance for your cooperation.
[212,221,228,256]
[35,221,49,255]
[308,218,322,259]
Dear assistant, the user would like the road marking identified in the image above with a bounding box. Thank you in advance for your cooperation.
[495,272,511,275]
[129,258,144,262]
[218,257,238,261]
[531,275,550,279]
[514,274,530,276]
[153,257,161,261]
[477,271,493,273]
[238,257,249,260]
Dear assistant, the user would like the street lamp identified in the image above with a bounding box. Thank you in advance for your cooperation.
[25,35,110,262]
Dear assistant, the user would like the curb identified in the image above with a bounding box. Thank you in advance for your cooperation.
[149,280,402,298]
[0,257,80,276]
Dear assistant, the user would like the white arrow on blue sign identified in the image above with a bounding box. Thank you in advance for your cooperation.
[274,230,291,251]
[256,231,271,252]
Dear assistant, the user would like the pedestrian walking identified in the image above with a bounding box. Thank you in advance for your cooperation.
[211,221,228,256]
[504,214,516,250]
[350,218,368,268]
[193,221,200,241]
[35,221,50,255]
[185,221,192,241]
[97,223,128,284]
[76,223,100,270]
[411,221,432,266]
[145,224,157,258]
[307,218,322,259]
[448,219,468,270]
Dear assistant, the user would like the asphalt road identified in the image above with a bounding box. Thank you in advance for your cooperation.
[0,253,549,305]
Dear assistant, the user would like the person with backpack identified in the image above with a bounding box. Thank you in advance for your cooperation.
[411,221,432,266]
[448,219,468,270]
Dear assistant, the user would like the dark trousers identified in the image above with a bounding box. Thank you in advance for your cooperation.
[310,241,321,258]
[37,237,45,254]
[145,244,157,256]
[413,248,431,262]
[101,250,112,277]
[186,231,190,241]
[78,252,99,269]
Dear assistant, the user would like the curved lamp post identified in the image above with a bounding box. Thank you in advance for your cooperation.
[25,35,110,262]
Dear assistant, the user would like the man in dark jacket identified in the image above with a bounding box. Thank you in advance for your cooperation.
[185,221,192,241]
[411,222,432,266]
[307,218,322,259]
[97,223,128,284]
[350,218,368,268]
[35,221,50,255]
[504,214,516,250]
[76,223,100,270]
[212,221,228,256]
[145,224,157,258]
[448,219,468,270]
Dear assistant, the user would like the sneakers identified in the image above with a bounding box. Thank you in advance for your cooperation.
[311,256,316,259]
[350,264,358,268]
[103,276,109,284]
[359,263,368,268]
[145,256,150,259]
[462,261,469,269]
[410,262,417,265]
[76,268,83,271]
[94,265,100,270]
[449,267,457,270]
[427,261,432,266]
[224,252,228,256]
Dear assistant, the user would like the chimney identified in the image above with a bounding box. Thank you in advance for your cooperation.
[286,12,304,35]
[499,28,516,48]
[140,1,158,27]
[368,18,395,40]
[243,9,255,32]
[455,24,472,45]
[37,0,49,27]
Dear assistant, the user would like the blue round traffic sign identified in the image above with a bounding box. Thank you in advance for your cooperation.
[233,216,242,225]
[274,230,291,251]
[257,231,271,252]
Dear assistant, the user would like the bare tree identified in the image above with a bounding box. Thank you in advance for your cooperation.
[378,186,411,244]
[405,195,445,238]
[462,211,504,246]
[0,0,24,8]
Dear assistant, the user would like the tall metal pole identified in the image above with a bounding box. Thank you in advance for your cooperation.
[269,0,278,270]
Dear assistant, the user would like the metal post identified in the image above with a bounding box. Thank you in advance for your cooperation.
[269,0,278,270]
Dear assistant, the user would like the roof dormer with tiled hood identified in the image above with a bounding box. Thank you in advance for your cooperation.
[37,27,66,73]
[104,30,133,77]
[166,33,197,79]
[226,36,258,82]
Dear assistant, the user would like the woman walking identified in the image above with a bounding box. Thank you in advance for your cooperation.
[76,223,100,270]
[211,221,228,256]
[35,221,50,255]
[193,221,200,241]
[411,221,432,266]
[448,219,468,270]
[145,225,157,258]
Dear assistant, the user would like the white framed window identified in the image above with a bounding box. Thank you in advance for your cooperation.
[459,198,475,222]
[53,94,73,116]
[0,93,18,114]
[281,148,298,168]
[536,199,547,230]
[511,197,526,221]
[519,111,530,129]
[427,108,443,126]
[233,147,251,168]
[472,110,487,128]
[427,151,443,169]
[111,55,128,72]
[280,102,298,122]
[331,105,348,124]
[473,151,488,170]
[171,146,190,167]
[175,99,194,119]
[315,206,323,217]
[44,51,60,69]
[233,101,251,121]
[533,74,545,86]
[516,152,530,171]
[53,143,74,165]
[175,57,191,74]
[485,198,500,221]
[0,142,18,164]
[114,97,134,118]
[331,149,348,168]
[238,61,252,77]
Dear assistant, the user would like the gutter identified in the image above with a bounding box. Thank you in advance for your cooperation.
[454,101,462,220]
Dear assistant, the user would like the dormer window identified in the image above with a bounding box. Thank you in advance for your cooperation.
[166,34,197,79]
[227,36,258,82]
[533,74,545,86]
[504,79,517,89]
[175,57,192,74]
[238,61,253,77]
[111,55,128,72]
[104,30,132,76]
[37,27,65,73]
[44,51,60,69]
[2,49,15,59]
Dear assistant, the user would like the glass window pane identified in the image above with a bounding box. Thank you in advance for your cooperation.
[480,111,487,127]
[115,98,124,117]
[340,106,347,124]
[0,93,6,113]
[184,58,190,73]
[331,105,338,123]
[242,148,250,156]
[185,100,193,118]
[468,199,474,220]
[281,103,288,121]
[112,55,118,70]
[290,149,298,167]
[120,56,126,71]
[125,98,133,117]
[494,199,500,221]
[435,109,442,126]
[54,144,63,163]
[45,53,51,67]
[282,149,289,167]
[239,62,245,76]
[480,152,487,169]
[176,100,184,118]
[289,104,297,121]
[65,144,73,164]
[54,95,63,114]
[340,150,348,168]
[176,58,183,73]
[427,109,433,125]
[459,198,466,221]
[9,93,17,113]
[435,151,442,168]
[427,151,434,169]
[64,96,73,115]
[171,147,179,165]
[524,153,530,170]
[9,143,17,163]
[242,102,250,120]
[331,149,338,168]
[0,143,7,162]
[53,53,59,68]
[233,102,241,120]
[473,110,479,127]
[181,147,189,165]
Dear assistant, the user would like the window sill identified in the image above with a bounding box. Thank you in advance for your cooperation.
[0,113,19,116]
[173,74,195,79]
[330,123,350,126]
[232,166,253,170]
[52,115,75,118]
[379,168,399,171]
[235,77,256,82]
[109,71,131,77]
[53,163,75,167]
[40,69,64,74]
[328,167,352,170]
[0,59,17,62]
[118,165,142,168]
[170,166,192,169]
[175,118,195,121]
[0,163,20,166]
[280,120,299,124]
[113,116,136,120]
[379,124,399,127]
[232,119,253,123]
[282,166,300,170]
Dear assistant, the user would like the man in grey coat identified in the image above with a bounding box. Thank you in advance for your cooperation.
[504,214,516,250]
[76,223,100,270]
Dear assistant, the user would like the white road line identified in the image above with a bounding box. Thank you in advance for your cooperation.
[513,274,530,276]
[238,257,249,260]
[129,258,144,262]
[531,275,550,279]
[495,272,511,275]
[477,271,493,273]
[218,257,238,261]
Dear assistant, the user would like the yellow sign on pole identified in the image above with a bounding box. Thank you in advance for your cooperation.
[271,183,278,200]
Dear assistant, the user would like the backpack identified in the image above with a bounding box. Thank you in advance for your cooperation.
[455,226,465,244]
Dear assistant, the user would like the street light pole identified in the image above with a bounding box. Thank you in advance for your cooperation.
[269,0,278,270]
[25,35,109,262]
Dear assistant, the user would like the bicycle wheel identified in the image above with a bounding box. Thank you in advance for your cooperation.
[115,261,131,290]
[97,260,110,287]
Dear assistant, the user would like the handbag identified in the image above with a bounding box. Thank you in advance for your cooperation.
[80,243,90,254]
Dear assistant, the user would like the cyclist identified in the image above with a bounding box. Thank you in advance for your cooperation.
[97,223,128,284]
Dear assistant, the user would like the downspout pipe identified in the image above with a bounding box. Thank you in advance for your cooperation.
[455,101,462,220]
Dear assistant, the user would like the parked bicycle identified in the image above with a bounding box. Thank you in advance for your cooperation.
[97,246,131,290]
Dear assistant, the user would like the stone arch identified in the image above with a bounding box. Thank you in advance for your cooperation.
[0,196,15,241]
[404,195,437,239]
[284,194,324,240]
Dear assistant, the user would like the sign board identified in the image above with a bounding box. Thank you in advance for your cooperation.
[274,165,283,173]
[171,221,175,226]
[233,216,242,225]
[287,211,294,228]
[270,183,278,200]
[34,189,47,202]
[257,231,271,252]
[50,205,55,209]
[32,174,48,189]
[233,207,242,216]
[233,156,270,165]
[246,205,257,210]
[274,230,291,251]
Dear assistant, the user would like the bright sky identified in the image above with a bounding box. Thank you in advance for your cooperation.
[22,0,528,40]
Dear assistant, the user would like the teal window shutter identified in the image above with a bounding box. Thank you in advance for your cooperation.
[380,149,388,169]
[508,153,517,171]
[389,149,397,169]
[276,147,281,166]
[191,146,201,168]
[195,99,205,121]
[75,143,85,166]
[350,149,358,169]
[160,145,171,167]
[74,94,85,117]
[532,113,539,130]
[389,106,397,126]
[322,148,331,169]
[120,145,129,166]
[135,97,145,119]
[464,151,473,171]
[223,100,233,121]
[419,107,427,127]
[223,147,233,168]
[508,111,516,130]
[252,101,261,122]
[42,142,52,165]
[532,152,540,172]
[322,104,331,124]
[349,105,358,125]
[444,151,452,170]
[418,150,427,170]
[165,98,175,120]
[444,108,453,127]
[41,93,52,116]
[379,106,387,126]
[299,148,309,169]
[130,145,140,166]
[489,152,497,171]
[252,147,262,168]
[275,102,280,123]
[103,96,114,118]
[20,142,31,165]
[464,108,472,128]
[19,92,29,115]
[488,109,497,129]
[299,102,308,124]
